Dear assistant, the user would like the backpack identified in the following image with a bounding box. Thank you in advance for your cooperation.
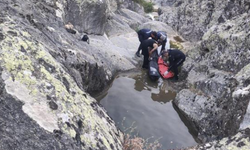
[81,35,89,44]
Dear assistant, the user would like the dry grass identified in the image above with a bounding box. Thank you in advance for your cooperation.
[120,118,162,150]
[122,134,162,150]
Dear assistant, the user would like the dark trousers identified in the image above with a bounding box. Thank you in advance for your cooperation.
[137,35,147,53]
[171,57,185,79]
[142,47,149,69]
[160,39,167,51]
[142,54,149,68]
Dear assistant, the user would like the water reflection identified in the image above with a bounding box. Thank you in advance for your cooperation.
[96,70,197,149]
[132,70,176,103]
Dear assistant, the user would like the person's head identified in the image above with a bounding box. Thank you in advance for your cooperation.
[162,50,169,60]
[157,41,162,46]
[151,31,157,40]
[159,35,166,42]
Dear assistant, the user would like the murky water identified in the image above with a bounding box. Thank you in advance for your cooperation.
[96,70,197,149]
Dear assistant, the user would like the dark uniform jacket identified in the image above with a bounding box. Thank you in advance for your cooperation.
[137,29,152,42]
[167,49,186,71]
[141,39,157,56]
[157,31,167,51]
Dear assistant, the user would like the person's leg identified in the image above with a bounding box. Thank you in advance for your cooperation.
[172,65,179,80]
[142,47,149,69]
[136,43,142,57]
[142,54,149,69]
[136,34,144,57]
[173,57,185,80]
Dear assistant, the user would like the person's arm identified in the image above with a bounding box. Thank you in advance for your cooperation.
[161,40,166,51]
[168,55,175,71]
[149,43,158,57]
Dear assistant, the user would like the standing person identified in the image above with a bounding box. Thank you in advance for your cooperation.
[156,31,167,52]
[161,49,186,80]
[136,29,157,57]
[141,39,159,69]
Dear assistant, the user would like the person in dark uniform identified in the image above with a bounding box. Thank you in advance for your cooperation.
[156,31,167,52]
[136,29,157,57]
[162,49,186,80]
[141,39,159,69]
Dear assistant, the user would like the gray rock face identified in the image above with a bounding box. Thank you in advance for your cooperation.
[153,0,250,144]
[105,8,150,36]
[0,68,82,150]
[0,0,143,149]
[115,8,150,30]
[189,128,250,150]
[159,0,250,41]
[120,0,145,15]
[151,0,177,6]
[64,0,109,35]
[173,12,250,143]
[200,13,250,73]
[175,84,250,142]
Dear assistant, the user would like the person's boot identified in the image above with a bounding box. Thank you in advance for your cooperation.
[142,65,148,69]
[136,51,140,57]
[174,75,179,81]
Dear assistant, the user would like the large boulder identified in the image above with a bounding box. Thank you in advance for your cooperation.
[159,0,250,41]
[120,0,145,15]
[150,0,177,6]
[0,0,141,149]
[64,0,110,35]
[115,8,150,30]
[105,8,150,36]
[189,128,250,150]
[0,18,124,149]
[174,13,250,142]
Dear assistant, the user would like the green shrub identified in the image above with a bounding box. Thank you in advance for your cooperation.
[132,0,154,13]
[132,0,143,3]
[142,1,154,13]
[170,40,184,49]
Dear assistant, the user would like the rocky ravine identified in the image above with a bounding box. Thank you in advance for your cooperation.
[2,0,250,149]
[154,0,250,148]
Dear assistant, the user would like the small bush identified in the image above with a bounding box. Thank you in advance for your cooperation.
[122,134,162,150]
[142,2,154,13]
[170,40,184,49]
[120,118,162,150]
[132,0,143,3]
[132,0,154,13]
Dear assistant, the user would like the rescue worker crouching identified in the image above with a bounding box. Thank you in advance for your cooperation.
[161,49,186,81]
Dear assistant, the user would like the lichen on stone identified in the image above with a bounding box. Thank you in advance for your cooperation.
[0,19,122,149]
